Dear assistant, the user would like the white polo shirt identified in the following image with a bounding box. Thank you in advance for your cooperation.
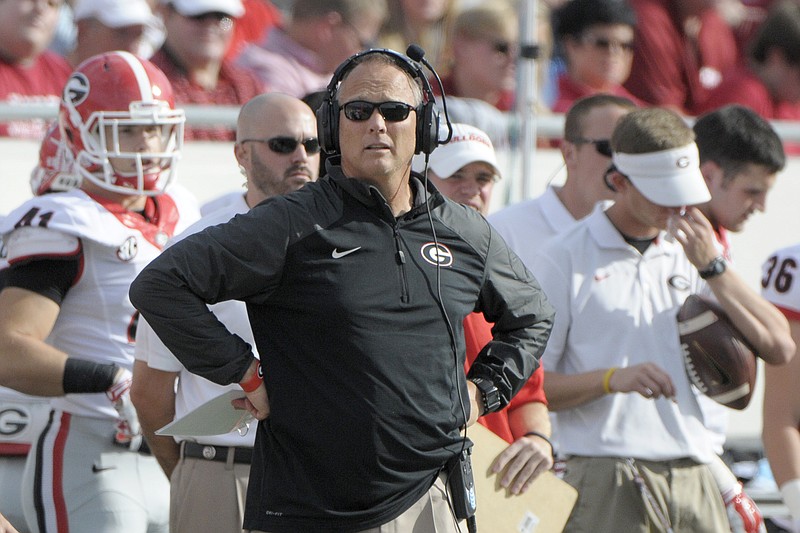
[489,186,576,270]
[531,206,716,462]
[135,194,256,448]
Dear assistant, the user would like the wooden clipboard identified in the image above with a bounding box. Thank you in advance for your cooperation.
[468,424,578,533]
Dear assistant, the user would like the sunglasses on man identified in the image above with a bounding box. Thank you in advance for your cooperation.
[572,138,612,158]
[341,101,417,122]
[240,136,321,155]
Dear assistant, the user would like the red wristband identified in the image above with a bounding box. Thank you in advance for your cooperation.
[239,362,263,393]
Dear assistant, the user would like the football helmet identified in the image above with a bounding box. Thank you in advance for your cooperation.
[59,51,185,196]
[30,121,81,196]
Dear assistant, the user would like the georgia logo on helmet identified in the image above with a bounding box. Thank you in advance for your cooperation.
[59,51,185,196]
[29,121,81,196]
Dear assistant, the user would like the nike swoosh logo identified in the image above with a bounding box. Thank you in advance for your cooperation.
[332,247,361,259]
[92,465,116,473]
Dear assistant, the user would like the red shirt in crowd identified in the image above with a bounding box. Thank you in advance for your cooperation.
[150,49,266,141]
[0,50,72,138]
[463,312,547,444]
[624,0,738,115]
[225,0,283,62]
[698,64,800,153]
[551,73,643,113]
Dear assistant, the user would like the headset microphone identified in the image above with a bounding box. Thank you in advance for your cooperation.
[406,45,453,145]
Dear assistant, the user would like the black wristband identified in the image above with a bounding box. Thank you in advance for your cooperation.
[63,358,118,394]
[524,431,554,457]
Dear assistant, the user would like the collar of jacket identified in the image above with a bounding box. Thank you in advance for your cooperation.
[324,160,444,219]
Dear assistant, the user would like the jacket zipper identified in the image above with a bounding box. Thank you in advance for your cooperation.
[393,226,409,303]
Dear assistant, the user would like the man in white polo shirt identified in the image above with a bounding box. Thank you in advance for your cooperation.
[530,107,794,532]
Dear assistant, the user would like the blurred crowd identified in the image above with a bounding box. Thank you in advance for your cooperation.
[2,0,797,146]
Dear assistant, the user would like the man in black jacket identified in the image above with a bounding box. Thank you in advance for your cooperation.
[129,49,554,533]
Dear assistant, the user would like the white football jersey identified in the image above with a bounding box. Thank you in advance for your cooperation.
[762,242,800,320]
[0,187,199,419]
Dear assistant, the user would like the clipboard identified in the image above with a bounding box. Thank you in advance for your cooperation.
[468,424,578,533]
[155,390,254,437]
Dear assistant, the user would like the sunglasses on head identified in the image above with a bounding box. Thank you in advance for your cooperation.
[341,101,417,122]
[581,35,635,53]
[572,138,613,157]
[240,136,321,155]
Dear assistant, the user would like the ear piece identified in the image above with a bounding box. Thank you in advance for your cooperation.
[239,165,247,177]
[317,48,441,156]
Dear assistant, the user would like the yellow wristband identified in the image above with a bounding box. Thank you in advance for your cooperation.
[602,367,618,394]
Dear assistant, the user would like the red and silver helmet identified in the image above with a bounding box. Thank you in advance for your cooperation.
[30,121,81,196]
[59,51,185,196]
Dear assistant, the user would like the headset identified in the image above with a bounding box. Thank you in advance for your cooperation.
[316,47,442,155]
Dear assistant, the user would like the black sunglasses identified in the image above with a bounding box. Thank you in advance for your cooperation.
[572,138,612,157]
[240,136,321,155]
[581,35,635,53]
[341,101,416,122]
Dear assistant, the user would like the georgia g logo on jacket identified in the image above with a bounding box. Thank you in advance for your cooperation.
[420,242,453,267]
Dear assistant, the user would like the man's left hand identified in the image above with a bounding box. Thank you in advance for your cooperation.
[490,433,554,495]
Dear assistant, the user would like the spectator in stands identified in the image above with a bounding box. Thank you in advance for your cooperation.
[550,0,640,113]
[623,0,739,115]
[152,0,265,141]
[378,0,459,74]
[0,0,72,139]
[696,0,800,124]
[435,2,518,112]
[68,0,158,65]
[237,0,387,98]
[224,0,283,62]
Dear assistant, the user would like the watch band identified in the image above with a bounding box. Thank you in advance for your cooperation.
[699,256,727,279]
[470,377,501,415]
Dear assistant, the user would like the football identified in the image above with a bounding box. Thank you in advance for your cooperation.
[677,295,757,410]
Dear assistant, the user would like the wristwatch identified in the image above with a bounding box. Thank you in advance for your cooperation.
[470,377,501,415]
[699,256,727,279]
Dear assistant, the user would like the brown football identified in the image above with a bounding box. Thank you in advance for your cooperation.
[677,294,758,410]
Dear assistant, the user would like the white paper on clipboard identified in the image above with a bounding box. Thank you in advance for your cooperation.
[156,390,255,437]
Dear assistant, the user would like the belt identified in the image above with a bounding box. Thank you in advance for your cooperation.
[181,441,253,464]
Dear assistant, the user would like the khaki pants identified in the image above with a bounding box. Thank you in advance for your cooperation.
[562,456,728,533]
[248,472,463,533]
[171,445,250,533]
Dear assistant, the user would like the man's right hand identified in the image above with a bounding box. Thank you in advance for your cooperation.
[234,359,269,420]
[608,363,676,400]
[232,387,269,420]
